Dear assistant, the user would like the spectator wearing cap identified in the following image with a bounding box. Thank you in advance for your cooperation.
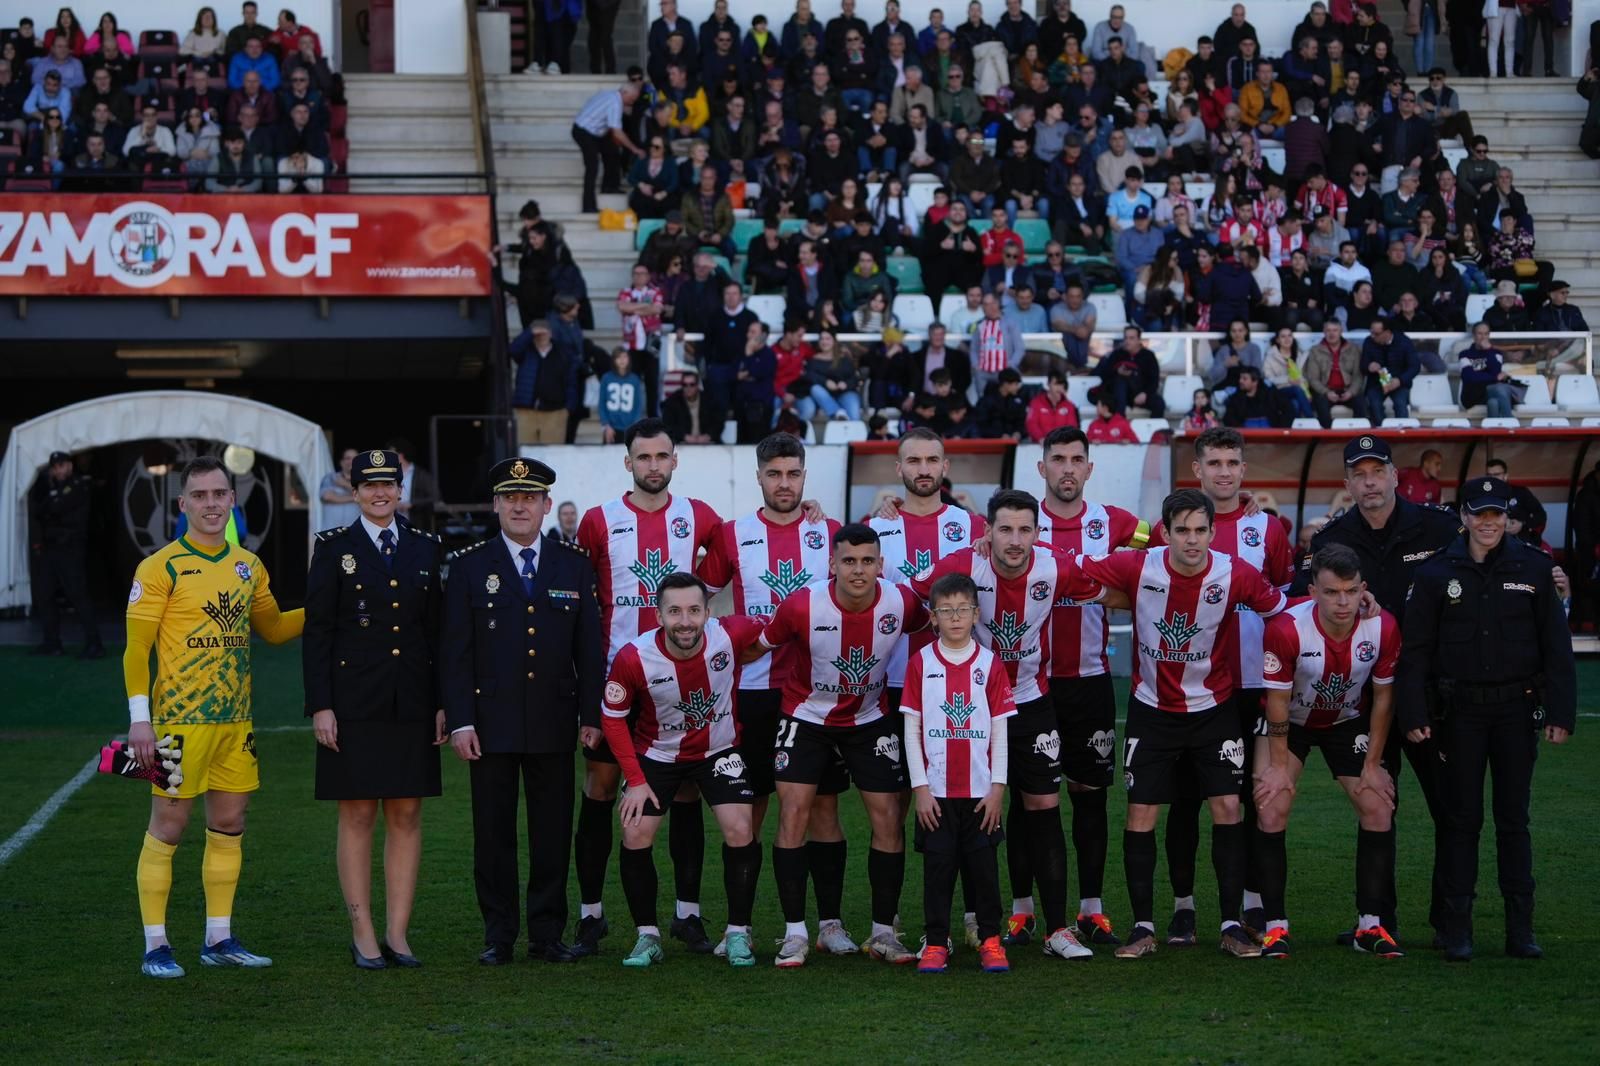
[1239,61,1291,140]
[1533,280,1588,333]
[1114,203,1162,314]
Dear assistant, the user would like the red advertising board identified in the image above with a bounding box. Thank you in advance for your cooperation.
[0,194,492,296]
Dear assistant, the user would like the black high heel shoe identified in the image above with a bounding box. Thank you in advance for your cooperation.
[350,942,387,970]
[380,938,422,968]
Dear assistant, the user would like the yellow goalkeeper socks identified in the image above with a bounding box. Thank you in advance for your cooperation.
[137,833,176,950]
[202,828,242,947]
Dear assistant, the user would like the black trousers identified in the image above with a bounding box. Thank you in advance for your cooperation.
[1581,124,1600,162]
[470,751,575,947]
[571,124,619,212]
[1435,699,1539,904]
[34,546,99,649]
[920,799,1002,946]
[586,0,621,74]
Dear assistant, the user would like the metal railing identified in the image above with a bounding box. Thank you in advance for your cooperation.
[0,170,497,193]
[465,0,514,460]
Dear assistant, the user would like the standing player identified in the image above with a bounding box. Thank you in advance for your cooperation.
[697,433,855,956]
[1150,427,1293,944]
[123,456,304,978]
[757,525,930,967]
[1255,545,1403,958]
[575,418,723,955]
[912,490,1109,960]
[602,574,766,968]
[1030,426,1149,947]
[1072,489,1289,960]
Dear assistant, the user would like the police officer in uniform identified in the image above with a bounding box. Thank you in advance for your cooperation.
[1293,434,1462,942]
[1396,477,1575,962]
[29,450,104,658]
[304,448,445,969]
[441,457,602,965]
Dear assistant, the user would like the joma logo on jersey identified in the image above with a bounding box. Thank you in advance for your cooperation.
[831,645,879,686]
[760,559,813,598]
[200,590,248,631]
[1310,672,1355,707]
[899,549,933,579]
[673,689,721,730]
[627,549,678,594]
[941,691,978,728]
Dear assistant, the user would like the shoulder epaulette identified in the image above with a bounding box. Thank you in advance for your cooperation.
[447,539,491,563]
[404,525,441,542]
[555,537,589,555]
[314,526,346,542]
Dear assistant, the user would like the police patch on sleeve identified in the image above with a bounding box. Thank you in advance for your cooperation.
[128,580,143,604]
[605,681,628,706]
[1262,651,1281,675]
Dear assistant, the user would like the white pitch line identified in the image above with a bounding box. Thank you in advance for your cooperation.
[0,753,102,868]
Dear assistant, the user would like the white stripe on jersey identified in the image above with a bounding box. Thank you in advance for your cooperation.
[718,512,835,689]
[1219,511,1272,689]
[902,643,1017,798]
[1131,549,1237,713]
[1038,499,1126,678]
[926,547,1064,704]
[871,505,984,686]
[583,494,718,667]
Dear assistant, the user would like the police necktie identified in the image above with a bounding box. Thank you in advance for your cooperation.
[520,547,537,599]
[379,528,395,571]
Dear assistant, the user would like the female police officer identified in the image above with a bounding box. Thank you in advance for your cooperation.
[1396,477,1575,962]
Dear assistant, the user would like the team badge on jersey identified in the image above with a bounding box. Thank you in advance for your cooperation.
[710,650,731,672]
[942,521,964,543]
[670,516,691,539]
[774,751,790,771]
[1355,640,1376,663]
[486,573,501,594]
[804,530,826,550]
[1262,651,1282,674]
[973,667,985,685]
[1030,580,1050,601]
[341,554,356,575]
[235,562,252,581]
[1085,518,1106,540]
[878,614,899,635]
[605,681,627,704]
[1241,526,1262,547]
[1203,582,1226,605]
[128,580,143,604]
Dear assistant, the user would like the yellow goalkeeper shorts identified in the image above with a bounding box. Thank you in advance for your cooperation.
[155,721,259,798]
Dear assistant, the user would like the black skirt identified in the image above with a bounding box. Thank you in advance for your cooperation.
[314,717,442,801]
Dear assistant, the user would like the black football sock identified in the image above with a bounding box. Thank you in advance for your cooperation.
[619,845,658,931]
[1124,828,1157,926]
[1069,788,1109,902]
[574,795,615,908]
[1255,828,1288,926]
[668,798,705,913]
[867,847,905,929]
[723,842,762,928]
[1165,797,1201,903]
[1028,807,1070,933]
[1212,822,1246,926]
[1006,798,1033,901]
[772,844,809,925]
[1357,827,1396,928]
[806,839,846,923]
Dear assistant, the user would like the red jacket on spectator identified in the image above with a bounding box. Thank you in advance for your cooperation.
[773,340,812,398]
[1086,412,1136,442]
[1396,466,1441,506]
[1025,390,1079,441]
[271,25,322,58]
[980,226,1024,268]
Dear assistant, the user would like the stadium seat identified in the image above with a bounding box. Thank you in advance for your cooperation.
[906,183,938,221]
[1410,373,1457,417]
[1332,417,1372,428]
[137,29,179,58]
[1582,417,1600,427]
[1430,418,1472,427]
[886,256,924,294]
[1160,374,1203,417]
[1067,374,1099,416]
[1381,417,1421,428]
[1088,293,1126,330]
[1442,146,1467,171]
[938,293,969,328]
[1185,180,1215,204]
[892,294,936,334]
[1465,293,1495,324]
[327,135,349,173]
[327,103,348,135]
[1530,417,1572,426]
[1512,373,1557,412]
[635,218,664,251]
[731,218,765,249]
[1014,219,1051,253]
[142,59,179,94]
[1261,144,1285,174]
[778,218,806,237]
[720,421,738,444]
[747,295,787,333]
[822,421,868,444]
[1555,375,1600,415]
[969,219,992,235]
[1291,418,1321,429]
[1480,417,1521,428]
[708,254,733,277]
[1129,417,1170,442]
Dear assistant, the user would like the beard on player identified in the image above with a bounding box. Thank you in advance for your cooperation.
[665,617,706,654]
[763,482,800,514]
[901,468,940,500]
[1048,471,1083,506]
[633,468,672,495]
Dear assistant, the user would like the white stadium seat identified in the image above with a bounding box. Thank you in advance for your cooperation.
[1480,417,1521,428]
[1332,417,1372,428]
[720,421,738,444]
[1381,417,1421,428]
[1160,374,1203,417]
[1410,373,1457,417]
[1430,418,1472,427]
[1512,373,1557,412]
[938,293,970,329]
[821,420,868,444]
[1067,374,1099,416]
[1530,417,1572,426]
[1291,417,1322,429]
[1442,146,1467,171]
[1465,293,1495,325]
[1260,144,1285,174]
[1556,375,1600,415]
[1582,417,1600,427]
[907,183,939,220]
[1130,417,1171,442]
[747,294,787,333]
[1088,293,1126,330]
[892,295,937,334]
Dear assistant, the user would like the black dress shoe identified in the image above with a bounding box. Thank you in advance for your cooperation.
[670,915,714,954]
[1505,938,1544,959]
[380,938,422,968]
[351,943,387,970]
[528,939,581,963]
[1443,937,1474,963]
[478,943,515,966]
[572,915,609,957]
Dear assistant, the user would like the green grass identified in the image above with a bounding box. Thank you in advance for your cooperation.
[2,644,1599,1064]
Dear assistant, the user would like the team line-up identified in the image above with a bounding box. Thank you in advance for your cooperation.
[114,423,1575,978]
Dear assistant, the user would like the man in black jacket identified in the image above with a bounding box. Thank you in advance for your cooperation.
[442,458,602,966]
[29,451,102,657]
[976,366,1027,438]
[1221,366,1290,427]
[662,370,727,444]
[694,280,760,415]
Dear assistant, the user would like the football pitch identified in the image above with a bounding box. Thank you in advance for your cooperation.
[2,644,1598,1065]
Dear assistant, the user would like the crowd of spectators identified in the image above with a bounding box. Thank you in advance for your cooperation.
[0,4,341,190]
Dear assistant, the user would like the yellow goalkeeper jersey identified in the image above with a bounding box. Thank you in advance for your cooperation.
[126,536,288,726]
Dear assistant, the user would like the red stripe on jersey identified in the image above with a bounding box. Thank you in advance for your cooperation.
[674,642,717,761]
[871,505,986,685]
[834,586,878,727]
[1038,499,1141,678]
[943,652,974,797]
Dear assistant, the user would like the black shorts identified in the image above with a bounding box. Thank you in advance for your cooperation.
[637,750,755,816]
[1122,696,1246,806]
[912,796,1004,856]
[1172,688,1264,804]
[740,690,850,798]
[773,716,907,794]
[1007,699,1064,796]
[1285,716,1373,780]
[1049,673,1117,789]
[582,736,619,764]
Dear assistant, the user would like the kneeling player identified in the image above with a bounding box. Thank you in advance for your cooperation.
[1254,545,1403,958]
[905,573,1016,974]
[602,574,765,968]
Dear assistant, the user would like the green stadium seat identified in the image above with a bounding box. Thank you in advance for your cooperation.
[731,218,765,250]
[778,219,806,237]
[636,218,664,251]
[1014,219,1051,253]
[886,256,924,294]
[969,219,992,235]
[709,254,734,277]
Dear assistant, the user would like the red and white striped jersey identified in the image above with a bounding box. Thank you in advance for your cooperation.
[602,616,766,766]
[901,642,1017,798]
[697,510,839,690]
[870,505,988,686]
[1150,508,1293,689]
[759,578,929,727]
[1037,498,1149,679]
[1075,548,1288,713]
[1262,601,1399,729]
[578,493,723,667]
[911,546,1101,704]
